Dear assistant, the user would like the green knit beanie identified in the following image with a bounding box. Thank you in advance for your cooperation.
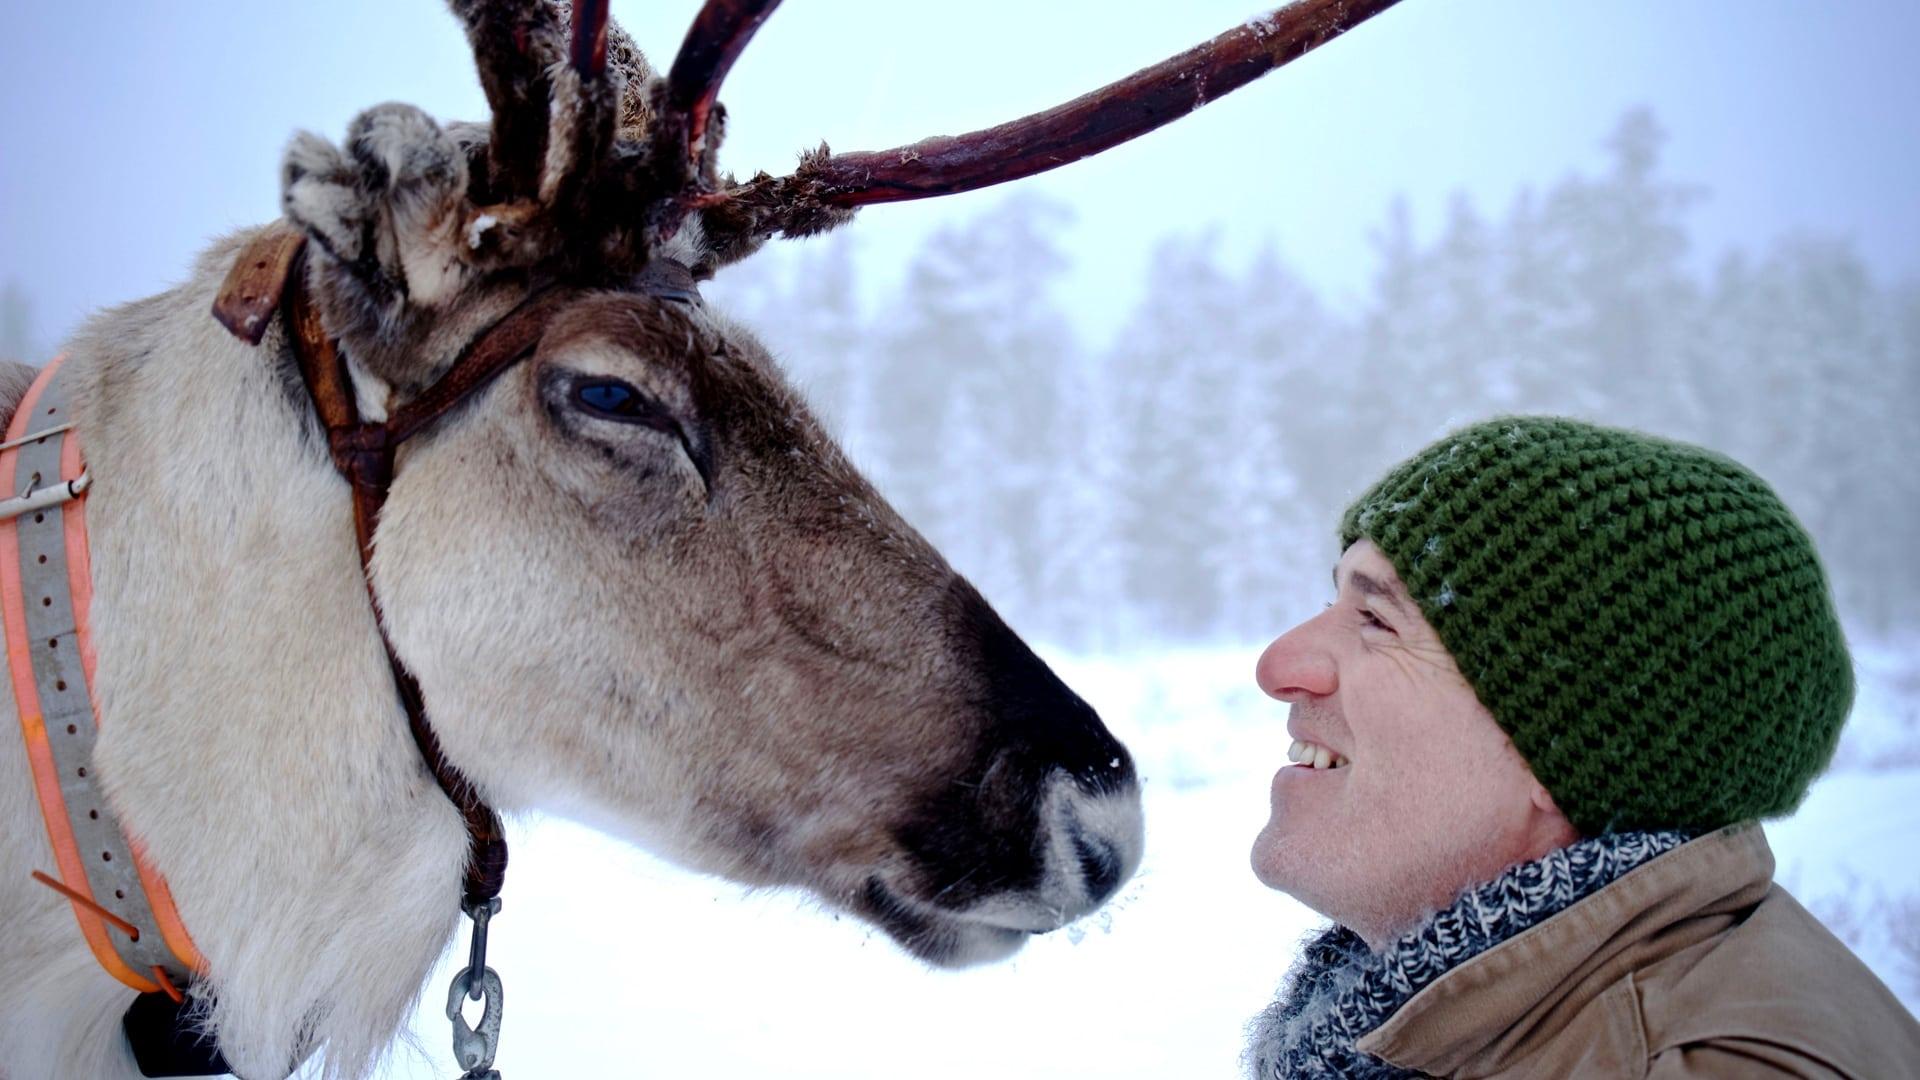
[1340,416,1852,835]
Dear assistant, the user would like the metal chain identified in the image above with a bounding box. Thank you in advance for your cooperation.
[445,897,504,1079]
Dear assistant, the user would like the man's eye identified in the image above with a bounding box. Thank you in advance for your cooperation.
[575,380,647,418]
[1359,608,1392,632]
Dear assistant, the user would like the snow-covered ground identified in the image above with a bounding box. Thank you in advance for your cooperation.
[359,638,1920,1079]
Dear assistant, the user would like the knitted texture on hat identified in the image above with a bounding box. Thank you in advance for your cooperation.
[1340,417,1853,835]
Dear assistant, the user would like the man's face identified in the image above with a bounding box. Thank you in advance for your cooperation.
[1249,540,1570,945]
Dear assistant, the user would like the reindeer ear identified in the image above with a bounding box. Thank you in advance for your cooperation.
[282,103,474,321]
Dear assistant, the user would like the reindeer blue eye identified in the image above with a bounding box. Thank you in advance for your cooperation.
[575,380,640,416]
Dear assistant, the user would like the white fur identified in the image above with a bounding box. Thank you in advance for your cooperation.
[1,237,467,1079]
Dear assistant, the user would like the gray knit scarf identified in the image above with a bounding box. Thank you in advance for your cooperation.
[1245,830,1692,1079]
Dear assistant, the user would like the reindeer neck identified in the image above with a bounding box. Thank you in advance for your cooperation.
[36,228,472,1078]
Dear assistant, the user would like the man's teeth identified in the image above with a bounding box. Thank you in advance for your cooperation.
[1287,739,1350,770]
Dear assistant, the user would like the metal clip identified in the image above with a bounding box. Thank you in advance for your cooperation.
[445,897,504,1079]
[0,469,91,524]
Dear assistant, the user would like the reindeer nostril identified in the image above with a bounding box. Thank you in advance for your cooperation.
[1073,833,1124,905]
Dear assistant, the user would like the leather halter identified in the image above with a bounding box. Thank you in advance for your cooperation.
[206,223,692,1076]
[213,222,580,908]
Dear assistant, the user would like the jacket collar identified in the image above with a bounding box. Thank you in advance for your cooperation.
[1355,822,1774,1074]
[1249,829,1692,1079]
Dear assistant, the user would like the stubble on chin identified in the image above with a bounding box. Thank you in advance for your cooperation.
[1250,776,1446,947]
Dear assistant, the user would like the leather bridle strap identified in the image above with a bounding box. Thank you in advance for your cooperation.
[214,220,700,908]
[213,222,699,1076]
[237,229,568,907]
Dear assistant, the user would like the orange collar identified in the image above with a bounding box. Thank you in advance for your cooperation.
[3,354,206,999]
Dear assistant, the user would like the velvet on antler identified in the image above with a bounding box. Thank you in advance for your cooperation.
[442,0,652,274]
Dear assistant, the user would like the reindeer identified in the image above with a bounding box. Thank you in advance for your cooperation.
[0,1,1402,1076]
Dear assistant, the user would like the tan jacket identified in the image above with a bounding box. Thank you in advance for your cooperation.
[1355,823,1920,1078]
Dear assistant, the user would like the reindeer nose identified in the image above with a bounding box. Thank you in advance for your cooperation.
[1058,745,1138,906]
[1074,830,1126,905]
[934,576,1144,925]
[1041,764,1145,919]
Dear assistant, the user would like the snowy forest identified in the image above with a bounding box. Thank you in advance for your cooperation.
[703,110,1919,651]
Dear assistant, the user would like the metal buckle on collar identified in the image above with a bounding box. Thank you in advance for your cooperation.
[0,471,91,523]
[0,421,90,524]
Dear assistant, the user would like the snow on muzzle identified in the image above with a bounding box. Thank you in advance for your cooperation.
[859,584,1144,968]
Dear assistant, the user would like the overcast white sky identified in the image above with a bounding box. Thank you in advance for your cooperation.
[4,1,1919,352]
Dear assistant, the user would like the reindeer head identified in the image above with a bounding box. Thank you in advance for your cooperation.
[241,0,1399,964]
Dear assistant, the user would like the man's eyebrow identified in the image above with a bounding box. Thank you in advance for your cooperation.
[1333,566,1412,615]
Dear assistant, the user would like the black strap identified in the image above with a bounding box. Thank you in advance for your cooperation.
[123,992,231,1078]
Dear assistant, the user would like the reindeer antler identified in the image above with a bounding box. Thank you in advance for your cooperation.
[442,0,653,271]
[674,0,1407,267]
[663,0,779,166]
[442,0,1404,280]
[569,0,611,77]
[450,0,567,200]
[623,0,783,254]
[789,0,1404,207]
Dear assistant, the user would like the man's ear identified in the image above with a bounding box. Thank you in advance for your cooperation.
[1529,780,1583,844]
[282,102,475,330]
[1529,781,1557,815]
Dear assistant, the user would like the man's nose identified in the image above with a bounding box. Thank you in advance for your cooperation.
[1255,618,1337,701]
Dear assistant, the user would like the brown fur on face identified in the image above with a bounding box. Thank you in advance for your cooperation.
[366,287,1136,967]
[398,289,970,805]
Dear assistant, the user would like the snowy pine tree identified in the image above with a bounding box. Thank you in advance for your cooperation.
[1110,232,1243,638]
[1213,242,1330,639]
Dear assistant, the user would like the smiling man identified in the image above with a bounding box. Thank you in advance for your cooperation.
[1244,417,1920,1078]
